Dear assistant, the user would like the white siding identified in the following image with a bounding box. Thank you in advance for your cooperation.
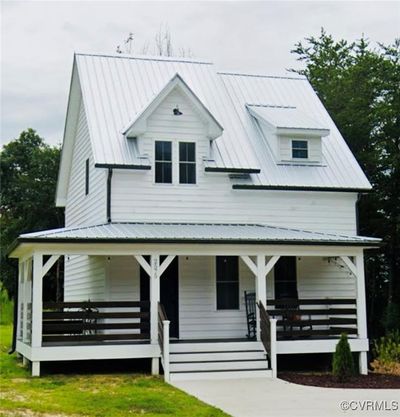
[65,101,107,227]
[179,256,254,339]
[297,257,356,299]
[64,255,106,301]
[111,88,357,234]
[106,257,140,301]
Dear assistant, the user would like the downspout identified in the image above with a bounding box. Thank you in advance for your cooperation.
[7,259,18,354]
[107,168,113,223]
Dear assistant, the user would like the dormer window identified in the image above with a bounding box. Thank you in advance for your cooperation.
[292,140,308,159]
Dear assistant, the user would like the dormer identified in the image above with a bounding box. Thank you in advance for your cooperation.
[247,104,330,165]
[122,73,223,141]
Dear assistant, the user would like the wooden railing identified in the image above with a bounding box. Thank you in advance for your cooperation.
[42,301,150,343]
[258,301,277,378]
[158,302,170,381]
[266,298,357,340]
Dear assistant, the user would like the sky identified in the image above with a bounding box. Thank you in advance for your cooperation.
[1,0,399,146]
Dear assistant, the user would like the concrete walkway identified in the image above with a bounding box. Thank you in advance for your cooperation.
[172,378,400,417]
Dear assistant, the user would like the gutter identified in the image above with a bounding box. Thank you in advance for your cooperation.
[107,168,113,223]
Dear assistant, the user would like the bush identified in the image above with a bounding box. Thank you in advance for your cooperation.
[371,331,400,375]
[332,333,356,382]
[382,303,400,333]
[0,285,14,325]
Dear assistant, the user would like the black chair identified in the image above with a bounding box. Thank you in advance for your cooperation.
[244,291,256,339]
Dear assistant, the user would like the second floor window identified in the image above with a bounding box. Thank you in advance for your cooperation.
[179,142,196,184]
[155,141,172,183]
[292,140,308,159]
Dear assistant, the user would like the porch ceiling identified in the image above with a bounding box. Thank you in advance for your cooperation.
[9,222,380,256]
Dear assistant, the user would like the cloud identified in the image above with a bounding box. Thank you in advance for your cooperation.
[1,1,399,145]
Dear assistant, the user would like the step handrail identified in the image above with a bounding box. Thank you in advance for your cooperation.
[158,303,170,381]
[257,301,277,378]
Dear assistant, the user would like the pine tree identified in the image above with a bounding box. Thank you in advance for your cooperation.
[332,333,356,382]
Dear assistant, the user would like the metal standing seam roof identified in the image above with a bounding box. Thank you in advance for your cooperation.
[246,104,329,133]
[71,52,371,190]
[17,222,381,246]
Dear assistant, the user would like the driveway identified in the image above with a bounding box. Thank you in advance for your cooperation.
[172,378,400,417]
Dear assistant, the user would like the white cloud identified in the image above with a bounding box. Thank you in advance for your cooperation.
[1,0,399,145]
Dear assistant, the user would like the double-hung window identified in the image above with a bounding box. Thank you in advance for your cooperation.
[179,142,196,184]
[216,256,239,310]
[155,141,172,183]
[292,140,308,159]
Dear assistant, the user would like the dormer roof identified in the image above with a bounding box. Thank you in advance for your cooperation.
[246,104,330,137]
[122,73,223,140]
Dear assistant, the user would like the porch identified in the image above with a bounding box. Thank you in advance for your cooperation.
[9,222,379,379]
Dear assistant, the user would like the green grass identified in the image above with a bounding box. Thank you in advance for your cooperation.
[0,325,230,417]
[0,286,14,325]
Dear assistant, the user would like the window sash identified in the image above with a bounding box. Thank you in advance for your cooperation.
[216,256,239,310]
[292,140,308,159]
[85,159,89,195]
[155,141,172,183]
[179,142,196,184]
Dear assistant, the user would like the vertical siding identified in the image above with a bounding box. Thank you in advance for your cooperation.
[65,101,107,227]
[64,255,106,301]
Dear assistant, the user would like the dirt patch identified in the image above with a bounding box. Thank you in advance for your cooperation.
[0,409,83,417]
[279,372,400,389]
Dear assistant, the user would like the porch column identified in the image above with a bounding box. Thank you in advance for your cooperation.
[255,255,267,340]
[31,252,43,377]
[21,258,30,345]
[150,255,160,375]
[355,253,368,375]
[16,261,23,345]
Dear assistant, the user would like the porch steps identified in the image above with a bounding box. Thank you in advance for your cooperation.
[169,340,272,381]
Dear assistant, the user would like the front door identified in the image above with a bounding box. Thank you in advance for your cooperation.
[140,256,179,338]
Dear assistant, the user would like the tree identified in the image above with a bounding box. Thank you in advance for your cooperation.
[332,333,356,381]
[291,30,400,337]
[0,129,64,299]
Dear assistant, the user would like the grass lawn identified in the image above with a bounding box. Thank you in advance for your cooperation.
[0,325,230,417]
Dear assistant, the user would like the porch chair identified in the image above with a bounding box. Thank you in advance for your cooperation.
[244,291,256,339]
[279,299,313,338]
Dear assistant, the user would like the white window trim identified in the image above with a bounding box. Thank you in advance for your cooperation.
[153,139,198,186]
[291,139,309,160]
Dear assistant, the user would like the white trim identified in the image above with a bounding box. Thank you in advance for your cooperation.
[11,242,367,259]
[277,338,369,354]
[42,255,60,277]
[240,255,257,276]
[31,253,43,348]
[340,255,357,276]
[355,254,368,339]
[134,255,151,276]
[159,255,176,277]
[264,255,280,277]
[16,340,160,361]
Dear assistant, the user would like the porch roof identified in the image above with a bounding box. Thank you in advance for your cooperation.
[13,222,380,249]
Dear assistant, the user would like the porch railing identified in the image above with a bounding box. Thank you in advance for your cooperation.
[258,301,277,377]
[158,302,170,381]
[266,298,357,340]
[42,301,150,343]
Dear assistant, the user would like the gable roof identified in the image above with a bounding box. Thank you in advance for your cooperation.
[56,52,371,206]
[122,73,223,140]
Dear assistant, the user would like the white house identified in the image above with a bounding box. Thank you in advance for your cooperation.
[9,52,381,380]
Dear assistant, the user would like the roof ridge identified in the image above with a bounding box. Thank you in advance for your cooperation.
[75,52,213,65]
[218,70,306,81]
